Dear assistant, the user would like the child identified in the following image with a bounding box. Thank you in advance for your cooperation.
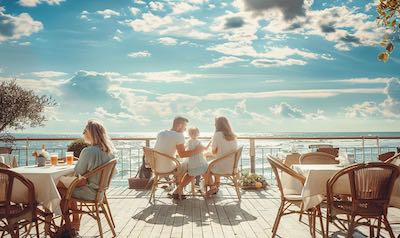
[186,128,209,185]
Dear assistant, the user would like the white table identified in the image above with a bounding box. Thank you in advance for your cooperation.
[289,164,400,210]
[11,164,75,215]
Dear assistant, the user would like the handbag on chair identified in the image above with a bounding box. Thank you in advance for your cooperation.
[128,155,153,189]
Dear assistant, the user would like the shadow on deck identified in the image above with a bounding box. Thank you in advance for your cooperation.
[72,186,400,238]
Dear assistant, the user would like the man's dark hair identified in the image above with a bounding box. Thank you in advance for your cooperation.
[172,116,189,128]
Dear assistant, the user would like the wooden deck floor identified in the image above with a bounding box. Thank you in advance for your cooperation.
[68,185,400,238]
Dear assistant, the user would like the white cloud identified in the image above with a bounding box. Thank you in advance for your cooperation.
[0,76,65,95]
[127,70,203,83]
[204,88,384,100]
[18,0,64,7]
[19,41,31,46]
[329,77,393,84]
[129,7,140,15]
[158,37,177,45]
[344,101,381,118]
[0,11,43,43]
[127,12,212,40]
[94,107,148,125]
[31,71,68,78]
[171,2,200,14]
[127,50,151,58]
[113,36,122,42]
[264,6,385,51]
[80,10,90,20]
[149,1,164,11]
[96,9,120,19]
[134,0,146,4]
[251,58,307,67]
[234,0,310,20]
[199,56,245,69]
[270,102,326,120]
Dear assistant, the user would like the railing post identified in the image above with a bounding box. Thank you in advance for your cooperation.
[377,137,380,155]
[25,138,29,166]
[362,136,365,163]
[250,138,256,173]
[145,139,150,147]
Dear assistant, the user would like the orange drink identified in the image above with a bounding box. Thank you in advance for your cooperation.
[50,153,58,166]
[66,152,74,165]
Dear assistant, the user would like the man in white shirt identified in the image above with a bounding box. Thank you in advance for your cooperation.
[154,116,203,198]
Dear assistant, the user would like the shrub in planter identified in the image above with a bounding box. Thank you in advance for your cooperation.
[240,170,268,190]
[67,139,89,158]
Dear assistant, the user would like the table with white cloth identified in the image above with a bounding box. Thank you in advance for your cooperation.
[285,164,400,210]
[10,164,75,215]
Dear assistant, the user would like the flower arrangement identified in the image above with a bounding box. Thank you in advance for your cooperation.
[67,139,89,157]
[240,170,268,190]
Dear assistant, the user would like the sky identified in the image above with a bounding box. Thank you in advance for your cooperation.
[0,0,400,134]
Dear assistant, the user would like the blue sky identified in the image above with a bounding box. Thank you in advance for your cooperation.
[0,0,399,134]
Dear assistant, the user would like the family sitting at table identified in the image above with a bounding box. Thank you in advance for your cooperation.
[154,116,238,199]
[56,116,239,232]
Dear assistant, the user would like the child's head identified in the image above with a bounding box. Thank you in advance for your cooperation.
[188,127,200,139]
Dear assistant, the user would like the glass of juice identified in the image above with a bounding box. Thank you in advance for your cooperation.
[50,153,58,166]
[66,152,74,165]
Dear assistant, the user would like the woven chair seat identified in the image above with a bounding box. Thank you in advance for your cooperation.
[0,205,24,217]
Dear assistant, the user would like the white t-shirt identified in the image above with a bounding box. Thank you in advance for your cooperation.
[154,130,185,173]
[211,131,238,174]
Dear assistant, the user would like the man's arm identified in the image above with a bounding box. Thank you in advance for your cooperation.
[176,144,203,158]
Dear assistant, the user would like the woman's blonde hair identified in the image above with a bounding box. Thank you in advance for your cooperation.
[215,117,236,141]
[84,120,115,154]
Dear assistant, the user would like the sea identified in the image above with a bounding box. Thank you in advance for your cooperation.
[3,132,400,186]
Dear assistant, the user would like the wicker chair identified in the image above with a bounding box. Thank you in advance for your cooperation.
[0,168,39,238]
[204,147,243,201]
[143,147,181,203]
[284,153,301,167]
[384,152,400,166]
[299,152,338,164]
[378,151,396,162]
[62,159,117,238]
[0,162,10,169]
[326,162,400,238]
[267,156,324,238]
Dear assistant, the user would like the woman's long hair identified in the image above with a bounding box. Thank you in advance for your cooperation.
[85,120,115,154]
[215,117,236,141]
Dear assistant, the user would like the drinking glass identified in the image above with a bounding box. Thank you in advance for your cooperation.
[66,152,74,165]
[50,153,58,166]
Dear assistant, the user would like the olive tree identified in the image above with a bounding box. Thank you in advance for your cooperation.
[0,79,56,134]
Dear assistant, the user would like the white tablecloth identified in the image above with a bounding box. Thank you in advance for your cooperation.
[289,164,400,210]
[11,165,75,215]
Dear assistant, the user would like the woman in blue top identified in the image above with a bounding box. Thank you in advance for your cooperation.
[58,119,115,231]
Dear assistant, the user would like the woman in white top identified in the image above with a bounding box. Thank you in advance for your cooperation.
[205,116,237,197]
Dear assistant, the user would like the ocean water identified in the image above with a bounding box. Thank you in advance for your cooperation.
[3,132,400,186]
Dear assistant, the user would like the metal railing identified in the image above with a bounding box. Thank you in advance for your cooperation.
[5,136,400,185]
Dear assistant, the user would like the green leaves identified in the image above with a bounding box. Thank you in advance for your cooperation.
[376,0,399,62]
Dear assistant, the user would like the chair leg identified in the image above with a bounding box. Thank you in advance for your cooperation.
[95,204,104,238]
[347,216,355,238]
[191,179,196,196]
[149,176,158,203]
[325,213,330,238]
[272,201,285,238]
[233,175,241,201]
[101,204,116,237]
[104,195,115,228]
[35,220,40,238]
[382,215,395,238]
[299,203,304,222]
[376,216,382,237]
[317,206,325,236]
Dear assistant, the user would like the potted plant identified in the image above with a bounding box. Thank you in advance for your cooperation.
[0,133,15,154]
[67,139,89,158]
[240,170,268,190]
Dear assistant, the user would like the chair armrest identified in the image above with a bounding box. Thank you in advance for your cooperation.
[64,176,87,201]
[208,150,238,175]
